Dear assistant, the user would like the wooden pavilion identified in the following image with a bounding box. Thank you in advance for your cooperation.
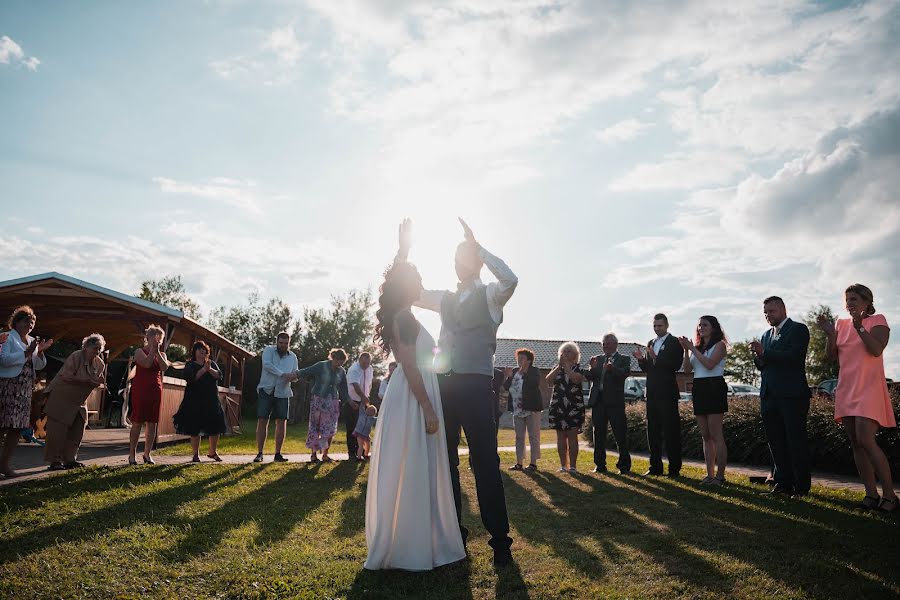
[0,272,252,436]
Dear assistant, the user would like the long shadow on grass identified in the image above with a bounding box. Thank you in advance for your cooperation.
[0,464,195,513]
[169,460,362,560]
[505,468,900,599]
[511,470,727,594]
[0,464,243,565]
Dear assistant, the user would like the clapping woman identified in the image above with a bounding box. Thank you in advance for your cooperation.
[680,316,729,486]
[546,342,585,473]
[128,325,170,465]
[174,341,228,462]
[0,306,52,478]
[817,284,897,513]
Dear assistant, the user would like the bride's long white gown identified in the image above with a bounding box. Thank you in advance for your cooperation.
[364,325,466,571]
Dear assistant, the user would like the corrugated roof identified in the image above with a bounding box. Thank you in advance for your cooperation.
[495,338,644,372]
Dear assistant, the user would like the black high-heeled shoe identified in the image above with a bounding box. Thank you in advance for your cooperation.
[143,455,155,465]
[128,457,138,466]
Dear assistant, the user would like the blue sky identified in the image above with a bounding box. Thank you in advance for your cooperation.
[2,0,899,377]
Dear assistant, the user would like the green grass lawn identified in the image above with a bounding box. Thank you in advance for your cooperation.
[158,418,560,456]
[1,453,897,599]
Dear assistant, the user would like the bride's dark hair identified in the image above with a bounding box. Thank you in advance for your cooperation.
[374,261,423,355]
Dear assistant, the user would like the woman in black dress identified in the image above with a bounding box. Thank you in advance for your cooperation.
[174,341,228,462]
[546,341,585,473]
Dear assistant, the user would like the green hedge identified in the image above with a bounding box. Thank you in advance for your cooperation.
[583,389,900,477]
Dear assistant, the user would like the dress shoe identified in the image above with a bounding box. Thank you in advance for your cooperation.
[493,550,514,568]
[47,462,65,471]
[762,484,794,496]
[273,454,289,462]
[666,471,681,479]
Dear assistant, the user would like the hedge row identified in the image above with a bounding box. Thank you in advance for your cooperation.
[583,389,900,478]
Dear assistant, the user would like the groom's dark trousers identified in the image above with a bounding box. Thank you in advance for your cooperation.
[439,372,513,552]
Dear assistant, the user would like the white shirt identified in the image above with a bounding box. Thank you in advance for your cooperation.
[690,344,726,379]
[0,329,48,378]
[652,334,668,355]
[257,345,299,398]
[347,361,374,403]
[378,377,390,400]
[773,317,789,336]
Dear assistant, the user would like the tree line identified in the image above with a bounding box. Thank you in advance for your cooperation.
[136,275,384,369]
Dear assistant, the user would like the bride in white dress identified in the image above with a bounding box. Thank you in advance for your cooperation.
[364,224,466,571]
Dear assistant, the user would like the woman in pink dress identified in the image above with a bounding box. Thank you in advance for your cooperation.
[817,284,896,513]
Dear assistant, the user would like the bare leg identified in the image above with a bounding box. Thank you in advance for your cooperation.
[708,413,728,478]
[567,430,579,469]
[855,417,897,500]
[208,435,219,456]
[0,428,20,475]
[274,419,286,456]
[256,417,268,455]
[844,417,879,498]
[322,436,332,459]
[190,436,200,460]
[128,422,143,461]
[696,416,715,478]
[143,422,158,459]
[556,430,567,469]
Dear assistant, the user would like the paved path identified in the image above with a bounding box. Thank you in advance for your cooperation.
[1,440,864,493]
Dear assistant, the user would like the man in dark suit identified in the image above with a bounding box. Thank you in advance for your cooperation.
[750,296,812,496]
[635,313,685,477]
[585,333,632,474]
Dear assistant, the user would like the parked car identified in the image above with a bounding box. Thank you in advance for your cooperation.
[679,391,692,402]
[727,383,760,397]
[812,379,838,399]
[624,376,646,402]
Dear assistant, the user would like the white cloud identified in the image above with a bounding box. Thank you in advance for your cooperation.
[210,24,306,85]
[153,176,279,215]
[0,222,364,320]
[609,150,749,191]
[0,35,39,71]
[594,119,654,144]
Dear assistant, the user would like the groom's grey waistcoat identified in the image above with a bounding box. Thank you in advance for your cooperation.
[438,286,500,376]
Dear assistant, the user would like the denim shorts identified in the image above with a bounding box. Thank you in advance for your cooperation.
[257,388,289,420]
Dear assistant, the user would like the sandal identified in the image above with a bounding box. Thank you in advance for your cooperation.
[207,453,223,462]
[310,455,321,463]
[508,464,523,471]
[857,495,881,511]
[128,457,138,466]
[877,497,898,514]
[322,456,334,463]
[191,456,201,463]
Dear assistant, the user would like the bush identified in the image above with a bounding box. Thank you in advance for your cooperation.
[583,389,900,477]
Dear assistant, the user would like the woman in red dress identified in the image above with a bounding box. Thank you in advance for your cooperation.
[128,325,170,465]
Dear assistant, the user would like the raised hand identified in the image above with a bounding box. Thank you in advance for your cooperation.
[503,367,513,379]
[816,314,836,335]
[632,349,644,360]
[399,218,413,251]
[749,340,764,357]
[37,338,54,354]
[678,336,693,351]
[850,309,865,330]
[458,217,477,245]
